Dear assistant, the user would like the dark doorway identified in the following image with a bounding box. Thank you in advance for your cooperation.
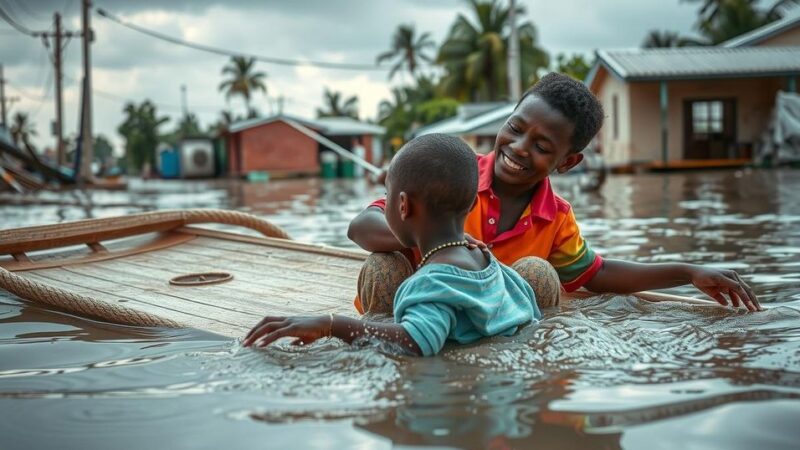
[683,99,737,159]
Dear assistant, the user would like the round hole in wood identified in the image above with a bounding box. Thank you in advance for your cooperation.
[169,272,233,286]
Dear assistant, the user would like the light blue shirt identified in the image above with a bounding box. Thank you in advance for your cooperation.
[393,256,541,356]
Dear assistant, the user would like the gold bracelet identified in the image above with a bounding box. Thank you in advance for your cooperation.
[328,313,334,338]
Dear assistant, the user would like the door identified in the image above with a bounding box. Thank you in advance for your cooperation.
[683,99,737,159]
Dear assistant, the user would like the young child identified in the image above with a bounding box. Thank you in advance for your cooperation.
[244,134,542,355]
[349,72,762,313]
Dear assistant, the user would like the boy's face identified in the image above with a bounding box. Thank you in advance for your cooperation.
[384,170,415,248]
[493,94,584,188]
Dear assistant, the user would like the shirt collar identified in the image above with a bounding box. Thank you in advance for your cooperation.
[477,151,557,222]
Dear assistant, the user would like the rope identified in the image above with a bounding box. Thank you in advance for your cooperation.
[180,209,290,239]
[0,209,290,327]
[0,266,181,328]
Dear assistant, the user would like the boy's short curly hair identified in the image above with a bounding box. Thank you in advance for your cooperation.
[517,72,604,153]
[389,133,478,216]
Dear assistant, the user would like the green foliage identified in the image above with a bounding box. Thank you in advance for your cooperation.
[415,98,461,124]
[653,0,799,46]
[377,24,435,80]
[437,0,549,102]
[117,100,169,174]
[316,88,359,119]
[641,30,694,48]
[93,134,114,161]
[176,113,203,137]
[218,56,267,113]
[378,77,461,153]
[555,53,593,82]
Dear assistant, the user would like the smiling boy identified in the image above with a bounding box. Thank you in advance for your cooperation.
[348,72,761,313]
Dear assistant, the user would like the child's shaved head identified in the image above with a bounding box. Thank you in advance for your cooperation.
[389,133,478,216]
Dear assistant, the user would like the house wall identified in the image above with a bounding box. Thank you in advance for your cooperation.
[756,26,800,46]
[234,121,320,175]
[594,70,633,166]
[627,77,784,162]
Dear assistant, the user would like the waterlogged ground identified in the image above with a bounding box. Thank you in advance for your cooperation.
[1,169,799,449]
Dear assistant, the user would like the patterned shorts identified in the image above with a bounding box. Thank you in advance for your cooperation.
[357,252,561,314]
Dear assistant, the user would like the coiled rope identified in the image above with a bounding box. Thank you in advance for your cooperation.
[0,209,290,327]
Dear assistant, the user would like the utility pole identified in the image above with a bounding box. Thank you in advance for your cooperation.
[79,0,94,183]
[54,12,65,165]
[507,0,521,101]
[180,84,188,117]
[0,64,7,128]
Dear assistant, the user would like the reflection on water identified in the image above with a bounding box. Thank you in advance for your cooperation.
[1,169,800,449]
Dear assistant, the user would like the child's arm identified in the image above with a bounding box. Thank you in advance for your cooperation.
[243,314,422,355]
[347,207,406,253]
[584,259,762,311]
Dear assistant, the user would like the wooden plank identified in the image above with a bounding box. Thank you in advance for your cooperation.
[176,239,362,284]
[19,271,228,330]
[0,210,288,255]
[60,259,358,317]
[0,232,196,271]
[124,248,357,302]
[184,236,361,271]
[180,227,368,261]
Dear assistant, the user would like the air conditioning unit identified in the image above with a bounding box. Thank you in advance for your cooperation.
[180,139,215,178]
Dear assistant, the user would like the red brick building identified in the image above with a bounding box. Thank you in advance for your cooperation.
[225,115,385,177]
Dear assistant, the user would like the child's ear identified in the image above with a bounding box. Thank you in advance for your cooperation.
[399,192,409,220]
[556,152,584,174]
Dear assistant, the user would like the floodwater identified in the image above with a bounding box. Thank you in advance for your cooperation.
[1,169,800,450]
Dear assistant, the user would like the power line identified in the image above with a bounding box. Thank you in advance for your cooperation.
[0,1,38,36]
[95,6,391,72]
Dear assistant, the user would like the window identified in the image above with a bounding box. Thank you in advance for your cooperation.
[692,100,723,134]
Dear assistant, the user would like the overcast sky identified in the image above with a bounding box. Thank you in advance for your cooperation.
[0,0,702,152]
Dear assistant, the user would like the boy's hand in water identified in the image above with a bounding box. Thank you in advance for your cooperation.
[689,267,762,312]
[243,315,331,347]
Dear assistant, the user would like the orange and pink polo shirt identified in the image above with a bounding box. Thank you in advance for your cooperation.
[367,152,603,293]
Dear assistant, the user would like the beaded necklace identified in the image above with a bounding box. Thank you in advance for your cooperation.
[417,239,470,269]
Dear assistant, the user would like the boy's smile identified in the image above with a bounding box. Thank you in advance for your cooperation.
[492,94,581,191]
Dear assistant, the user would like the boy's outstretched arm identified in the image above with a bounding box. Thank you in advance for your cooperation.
[347,206,406,253]
[584,259,762,311]
[243,314,422,355]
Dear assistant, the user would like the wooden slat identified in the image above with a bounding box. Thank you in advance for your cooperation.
[20,271,228,330]
[180,227,368,261]
[124,248,357,301]
[0,232,196,271]
[0,213,186,254]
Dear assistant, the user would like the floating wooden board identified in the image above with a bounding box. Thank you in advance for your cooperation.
[0,210,713,339]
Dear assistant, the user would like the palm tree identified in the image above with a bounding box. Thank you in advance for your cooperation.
[316,88,359,119]
[684,0,799,44]
[117,101,169,173]
[176,113,202,137]
[10,112,36,148]
[555,53,593,81]
[437,0,549,102]
[642,30,689,48]
[218,56,267,113]
[684,0,798,22]
[377,24,435,80]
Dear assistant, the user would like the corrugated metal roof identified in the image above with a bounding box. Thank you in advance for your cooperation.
[721,9,800,47]
[312,117,385,136]
[595,47,800,82]
[228,114,384,135]
[414,103,514,137]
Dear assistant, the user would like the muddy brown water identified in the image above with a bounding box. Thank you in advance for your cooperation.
[1,169,799,450]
